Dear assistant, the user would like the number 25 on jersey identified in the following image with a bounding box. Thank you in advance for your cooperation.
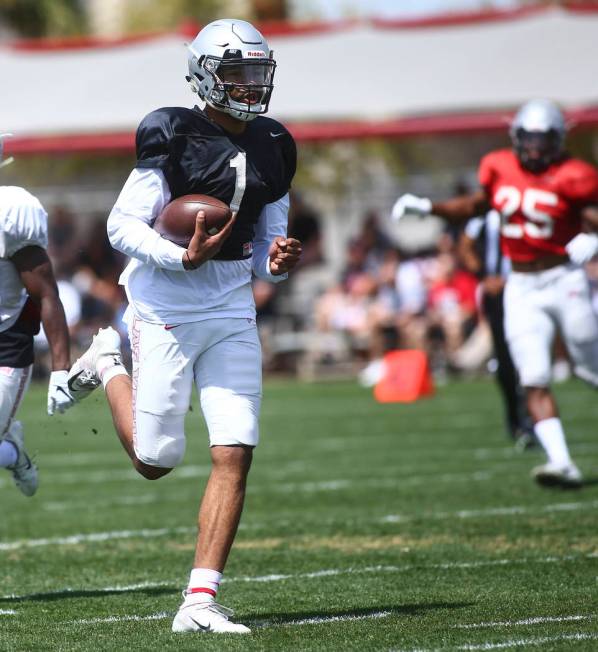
[495,186,558,240]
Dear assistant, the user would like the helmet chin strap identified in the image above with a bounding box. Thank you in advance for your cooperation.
[196,83,262,122]
[226,105,259,122]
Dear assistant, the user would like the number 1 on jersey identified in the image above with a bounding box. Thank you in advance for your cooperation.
[229,152,247,213]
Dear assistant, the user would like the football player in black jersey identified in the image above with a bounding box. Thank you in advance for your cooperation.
[68,19,301,634]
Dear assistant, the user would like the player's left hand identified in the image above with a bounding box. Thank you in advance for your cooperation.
[47,370,75,415]
[565,232,598,266]
[269,237,302,275]
[391,194,432,222]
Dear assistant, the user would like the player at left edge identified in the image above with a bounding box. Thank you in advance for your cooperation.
[0,134,74,496]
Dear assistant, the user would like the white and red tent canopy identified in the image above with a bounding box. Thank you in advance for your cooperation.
[2,5,598,154]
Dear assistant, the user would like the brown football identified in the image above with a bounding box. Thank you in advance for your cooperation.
[153,194,232,247]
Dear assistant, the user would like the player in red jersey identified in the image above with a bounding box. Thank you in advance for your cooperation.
[391,99,598,488]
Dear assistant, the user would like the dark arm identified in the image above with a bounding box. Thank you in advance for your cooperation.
[11,246,70,371]
[432,189,491,224]
[457,231,482,276]
[581,205,598,232]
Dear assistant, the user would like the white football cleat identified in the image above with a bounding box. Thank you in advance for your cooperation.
[532,462,583,489]
[172,595,251,634]
[4,421,38,497]
[68,327,122,400]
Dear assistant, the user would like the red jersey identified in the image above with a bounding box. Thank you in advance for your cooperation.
[428,270,478,316]
[478,149,598,262]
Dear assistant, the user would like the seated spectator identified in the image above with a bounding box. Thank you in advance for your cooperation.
[394,252,429,351]
[288,192,323,270]
[358,210,393,276]
[426,250,478,370]
[47,205,79,274]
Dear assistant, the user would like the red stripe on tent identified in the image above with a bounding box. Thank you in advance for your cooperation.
[7,31,166,52]
[563,2,598,14]
[177,19,359,39]
[6,132,136,154]
[5,5,596,52]
[290,108,598,141]
[2,19,360,52]
[371,5,548,30]
[5,107,598,154]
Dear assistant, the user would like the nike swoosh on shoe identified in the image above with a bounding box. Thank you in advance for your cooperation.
[188,616,210,632]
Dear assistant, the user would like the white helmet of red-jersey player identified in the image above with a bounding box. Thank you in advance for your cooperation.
[186,19,276,122]
[510,99,566,172]
[0,133,14,168]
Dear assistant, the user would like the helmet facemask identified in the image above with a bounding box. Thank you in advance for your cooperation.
[512,127,563,173]
[189,49,276,122]
[509,100,566,173]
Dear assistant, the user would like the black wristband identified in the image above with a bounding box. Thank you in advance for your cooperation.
[184,250,197,270]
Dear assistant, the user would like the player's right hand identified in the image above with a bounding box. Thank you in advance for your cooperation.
[47,370,75,415]
[565,232,598,266]
[184,210,236,270]
[391,194,433,222]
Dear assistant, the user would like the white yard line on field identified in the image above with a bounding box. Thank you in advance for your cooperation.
[0,463,501,493]
[381,499,598,523]
[25,470,500,512]
[3,556,595,602]
[71,611,172,625]
[0,464,210,489]
[0,609,16,615]
[454,614,593,629]
[453,632,598,650]
[225,558,583,583]
[398,632,598,651]
[39,452,125,466]
[257,610,392,628]
[266,471,495,494]
[473,441,598,460]
[68,609,391,627]
[0,526,194,552]
[42,494,160,511]
[1,581,173,601]
[5,497,598,551]
[37,439,598,470]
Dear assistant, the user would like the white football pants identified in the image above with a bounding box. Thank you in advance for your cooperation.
[129,317,262,469]
[0,365,32,438]
[504,264,598,388]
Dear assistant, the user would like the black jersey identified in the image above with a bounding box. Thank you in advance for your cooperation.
[135,107,296,261]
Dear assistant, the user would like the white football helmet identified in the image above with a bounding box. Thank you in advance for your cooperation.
[0,133,14,168]
[510,99,566,172]
[186,19,276,122]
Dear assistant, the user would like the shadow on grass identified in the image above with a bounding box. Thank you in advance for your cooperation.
[0,585,176,604]
[248,601,473,628]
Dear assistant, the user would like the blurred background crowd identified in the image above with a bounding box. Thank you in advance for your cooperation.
[2,0,598,384]
[33,192,598,387]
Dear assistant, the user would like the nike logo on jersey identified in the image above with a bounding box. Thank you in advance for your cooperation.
[270,132,285,138]
[164,324,180,330]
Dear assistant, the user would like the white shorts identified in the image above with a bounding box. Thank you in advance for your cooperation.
[0,365,32,438]
[504,264,598,388]
[129,317,262,468]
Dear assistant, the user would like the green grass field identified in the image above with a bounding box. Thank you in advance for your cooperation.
[1,378,598,651]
